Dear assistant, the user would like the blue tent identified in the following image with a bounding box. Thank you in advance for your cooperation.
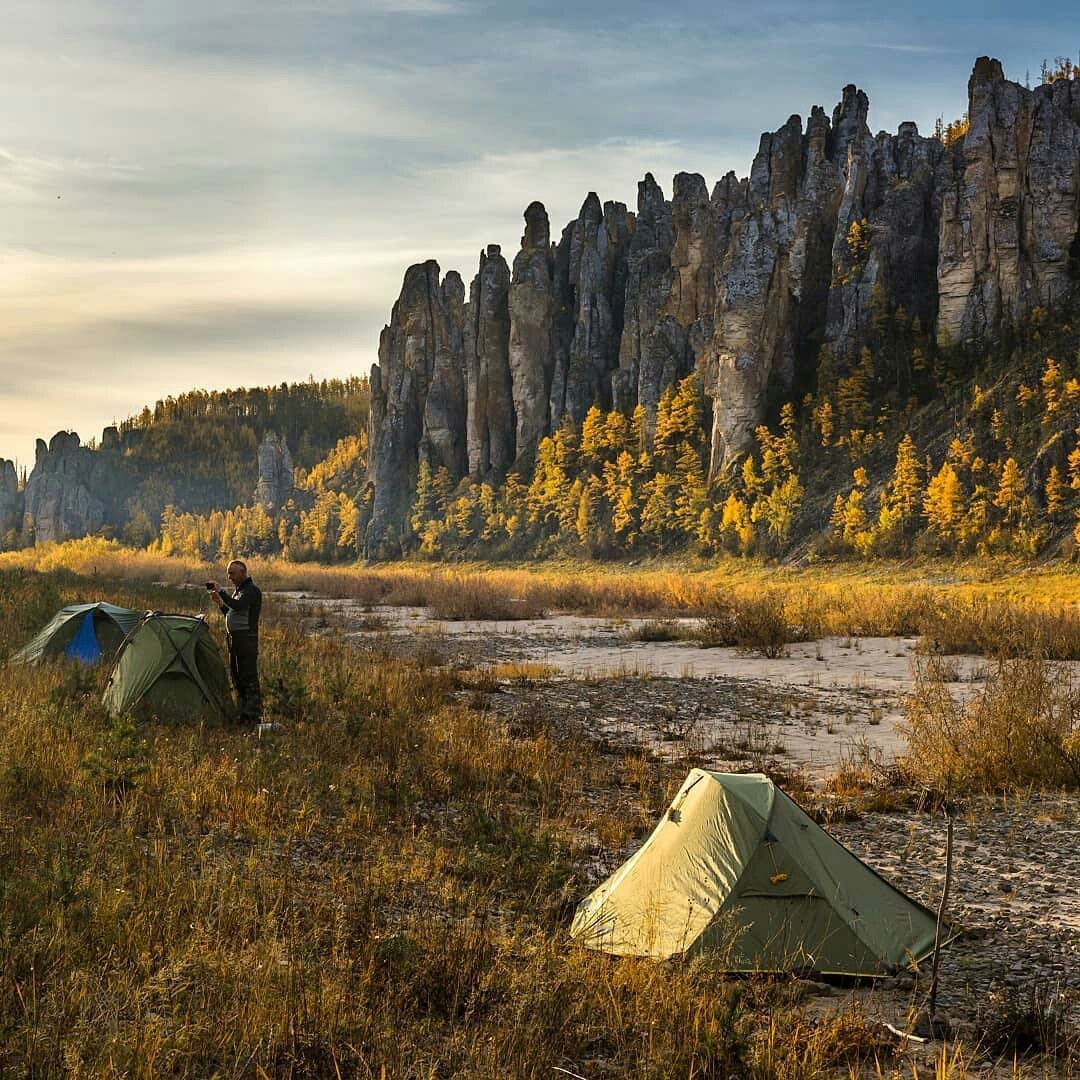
[10,602,141,666]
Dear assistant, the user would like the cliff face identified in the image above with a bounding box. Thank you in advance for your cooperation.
[508,202,557,468]
[0,460,21,538]
[555,194,633,427]
[254,432,294,511]
[465,245,513,480]
[365,261,469,558]
[938,58,1080,342]
[22,432,109,545]
[704,87,947,473]
[363,57,1080,555]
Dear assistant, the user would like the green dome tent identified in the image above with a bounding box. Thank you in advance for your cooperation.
[11,602,141,666]
[571,770,949,977]
[103,613,232,722]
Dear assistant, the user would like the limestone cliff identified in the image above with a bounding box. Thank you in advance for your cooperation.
[22,432,108,545]
[938,58,1080,342]
[554,193,633,426]
[364,57,1080,555]
[508,202,557,468]
[254,432,294,511]
[465,245,513,480]
[0,460,21,538]
[365,261,468,559]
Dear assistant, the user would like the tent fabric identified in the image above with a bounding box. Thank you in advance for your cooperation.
[65,611,103,664]
[102,613,231,722]
[570,770,948,976]
[11,602,141,665]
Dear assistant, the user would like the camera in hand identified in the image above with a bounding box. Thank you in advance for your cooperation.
[204,581,217,591]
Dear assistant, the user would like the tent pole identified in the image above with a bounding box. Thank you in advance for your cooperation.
[927,803,954,1024]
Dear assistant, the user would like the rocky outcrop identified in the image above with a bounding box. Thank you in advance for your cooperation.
[254,432,293,510]
[554,194,634,426]
[465,245,514,479]
[361,57,1080,550]
[826,119,943,354]
[613,173,676,418]
[365,261,468,558]
[422,269,468,480]
[702,86,947,473]
[22,432,107,545]
[508,203,557,467]
[615,171,746,430]
[0,460,21,539]
[938,58,1080,342]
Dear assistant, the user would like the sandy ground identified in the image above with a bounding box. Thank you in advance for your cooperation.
[281,594,989,775]
[281,592,1080,1070]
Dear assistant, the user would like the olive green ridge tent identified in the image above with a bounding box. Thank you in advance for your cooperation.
[11,602,141,666]
[571,770,949,976]
[103,613,231,721]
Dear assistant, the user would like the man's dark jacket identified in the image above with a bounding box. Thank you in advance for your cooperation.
[218,577,262,636]
[218,576,263,723]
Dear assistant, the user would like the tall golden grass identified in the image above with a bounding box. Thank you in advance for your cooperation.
[1,567,1077,1075]
[7,539,1080,658]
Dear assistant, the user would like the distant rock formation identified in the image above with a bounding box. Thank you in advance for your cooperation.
[937,58,1080,341]
[465,245,513,480]
[254,432,294,511]
[363,57,1080,556]
[508,202,557,468]
[366,261,468,559]
[22,432,107,544]
[0,460,21,538]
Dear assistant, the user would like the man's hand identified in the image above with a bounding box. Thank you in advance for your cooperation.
[210,588,222,604]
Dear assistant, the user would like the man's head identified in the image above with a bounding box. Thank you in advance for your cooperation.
[226,559,247,586]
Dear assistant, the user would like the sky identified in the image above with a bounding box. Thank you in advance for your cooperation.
[1,0,1076,468]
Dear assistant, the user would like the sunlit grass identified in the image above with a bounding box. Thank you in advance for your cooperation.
[2,562,1079,1074]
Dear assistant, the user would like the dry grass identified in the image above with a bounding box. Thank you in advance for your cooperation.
[2,564,1079,1075]
[903,655,1080,794]
[422,572,548,621]
[9,540,1080,659]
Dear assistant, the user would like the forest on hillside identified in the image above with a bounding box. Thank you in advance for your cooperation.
[155,288,1080,565]
[117,377,369,545]
[404,298,1080,563]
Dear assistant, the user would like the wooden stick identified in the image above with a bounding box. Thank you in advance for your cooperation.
[927,805,954,1022]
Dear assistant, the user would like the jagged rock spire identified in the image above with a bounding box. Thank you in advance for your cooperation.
[360,56,1080,552]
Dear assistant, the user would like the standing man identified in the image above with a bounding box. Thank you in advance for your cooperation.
[210,560,263,725]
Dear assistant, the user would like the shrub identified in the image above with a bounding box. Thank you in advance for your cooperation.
[625,618,685,642]
[903,654,1080,792]
[918,594,1080,659]
[425,572,547,621]
[975,984,1078,1060]
[81,714,150,803]
[731,592,792,658]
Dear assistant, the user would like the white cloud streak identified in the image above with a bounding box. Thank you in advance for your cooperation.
[0,0,1046,465]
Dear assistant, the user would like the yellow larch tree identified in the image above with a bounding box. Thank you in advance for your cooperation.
[923,462,964,543]
[1044,465,1066,521]
[994,457,1027,524]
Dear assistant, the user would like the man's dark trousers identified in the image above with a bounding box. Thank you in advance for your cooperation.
[228,632,262,724]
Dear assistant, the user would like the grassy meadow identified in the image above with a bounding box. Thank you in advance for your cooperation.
[1,543,1079,1075]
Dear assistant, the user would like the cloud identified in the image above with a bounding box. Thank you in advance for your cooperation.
[0,0,1059,466]
[331,0,472,12]
[864,42,961,54]
[0,244,395,464]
